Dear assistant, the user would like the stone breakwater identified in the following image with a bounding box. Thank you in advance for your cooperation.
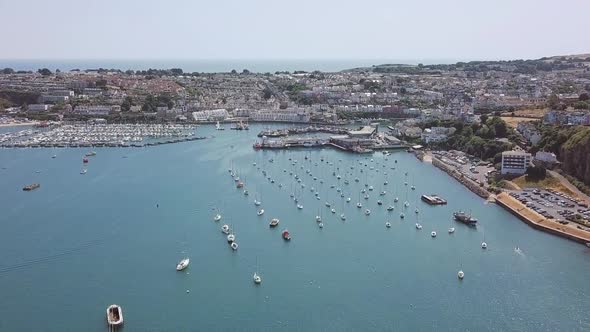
[432,157,490,199]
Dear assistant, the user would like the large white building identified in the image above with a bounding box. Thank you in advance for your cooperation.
[501,151,532,175]
[249,110,310,123]
[192,109,229,121]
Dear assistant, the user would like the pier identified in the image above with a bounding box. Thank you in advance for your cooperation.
[257,126,349,138]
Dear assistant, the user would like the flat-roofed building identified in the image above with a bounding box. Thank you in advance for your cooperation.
[501,150,531,175]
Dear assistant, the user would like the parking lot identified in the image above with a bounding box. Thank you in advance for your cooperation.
[508,188,590,231]
[432,150,495,185]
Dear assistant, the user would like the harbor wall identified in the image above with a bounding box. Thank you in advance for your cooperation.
[495,193,590,244]
[431,157,490,199]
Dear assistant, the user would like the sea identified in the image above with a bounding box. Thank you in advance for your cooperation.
[1,123,590,331]
[0,59,457,73]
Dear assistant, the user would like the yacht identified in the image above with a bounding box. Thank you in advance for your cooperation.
[364,209,371,215]
[357,202,362,208]
[385,222,391,228]
[387,205,394,211]
[227,234,235,243]
[221,224,230,234]
[340,214,346,220]
[448,227,455,234]
[318,222,324,228]
[257,209,265,216]
[431,231,437,237]
[106,304,124,327]
[231,242,238,250]
[253,273,262,284]
[80,169,87,175]
[415,223,422,230]
[269,218,280,227]
[458,270,465,279]
[176,258,190,271]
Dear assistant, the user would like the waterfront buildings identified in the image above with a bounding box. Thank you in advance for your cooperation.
[501,150,532,175]
[191,109,229,122]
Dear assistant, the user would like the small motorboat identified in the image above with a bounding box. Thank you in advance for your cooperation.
[415,223,422,230]
[368,186,374,191]
[316,215,322,222]
[448,227,455,234]
[257,209,265,216]
[319,222,324,228]
[80,169,87,175]
[282,229,291,241]
[385,222,391,228]
[231,242,238,250]
[297,204,303,210]
[213,214,222,222]
[253,273,262,284]
[431,231,437,237]
[106,304,124,326]
[82,158,89,163]
[377,200,383,205]
[176,258,190,271]
[458,270,465,279]
[387,205,394,211]
[325,202,331,207]
[221,224,230,234]
[357,202,362,208]
[400,213,405,219]
[364,209,371,215]
[254,200,261,206]
[331,208,336,214]
[269,218,279,227]
[340,214,346,220]
[347,197,351,202]
[481,242,488,249]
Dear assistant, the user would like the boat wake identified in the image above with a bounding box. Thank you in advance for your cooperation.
[0,238,111,275]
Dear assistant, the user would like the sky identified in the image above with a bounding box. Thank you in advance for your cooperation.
[0,0,589,62]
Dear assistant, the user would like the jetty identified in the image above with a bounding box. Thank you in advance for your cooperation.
[257,126,349,138]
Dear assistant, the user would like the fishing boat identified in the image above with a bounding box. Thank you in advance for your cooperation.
[282,229,291,241]
[269,218,279,227]
[453,211,478,226]
[106,304,123,326]
[176,258,190,271]
[22,183,40,191]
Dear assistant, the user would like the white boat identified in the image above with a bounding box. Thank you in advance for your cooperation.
[319,222,324,228]
[404,201,410,207]
[481,242,488,249]
[254,200,261,206]
[448,227,455,234]
[227,234,235,242]
[400,213,405,219]
[297,204,303,209]
[394,197,399,202]
[213,214,222,222]
[415,223,422,229]
[221,224,230,234]
[176,258,190,271]
[365,209,371,215]
[431,231,437,237]
[80,169,87,174]
[387,205,394,211]
[458,270,465,279]
[231,242,238,250]
[340,214,346,220]
[106,304,124,326]
[316,215,322,222]
[357,202,362,208]
[385,222,391,228]
[253,272,262,284]
[257,209,265,216]
[347,197,351,202]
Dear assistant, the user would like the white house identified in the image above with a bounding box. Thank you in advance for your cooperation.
[501,151,531,175]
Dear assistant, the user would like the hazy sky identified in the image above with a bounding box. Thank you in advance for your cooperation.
[1,0,589,61]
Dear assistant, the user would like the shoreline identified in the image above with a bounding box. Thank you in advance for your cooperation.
[495,192,590,244]
[0,122,38,128]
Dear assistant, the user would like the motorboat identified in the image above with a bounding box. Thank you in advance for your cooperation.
[270,218,279,227]
[254,199,261,206]
[80,169,87,174]
[482,242,488,249]
[176,258,190,271]
[253,273,262,284]
[316,215,322,222]
[357,202,362,208]
[214,214,222,222]
[319,222,324,228]
[106,304,124,326]
[458,270,465,279]
[297,204,304,209]
[331,208,336,214]
[385,222,391,228]
[364,209,371,215]
[340,214,346,220]
[377,200,383,205]
[431,231,437,237]
[448,227,455,234]
[415,223,422,229]
[257,209,265,216]
[387,205,394,211]
[231,242,238,250]
[346,197,351,202]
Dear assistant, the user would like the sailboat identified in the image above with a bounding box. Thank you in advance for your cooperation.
[253,257,262,284]
[216,121,225,130]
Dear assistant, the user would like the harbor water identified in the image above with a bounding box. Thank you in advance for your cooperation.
[1,124,589,331]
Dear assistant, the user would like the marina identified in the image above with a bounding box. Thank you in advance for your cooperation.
[1,123,589,331]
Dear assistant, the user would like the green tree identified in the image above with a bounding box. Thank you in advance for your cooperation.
[121,96,134,112]
[38,68,52,76]
[579,92,589,101]
[2,68,15,74]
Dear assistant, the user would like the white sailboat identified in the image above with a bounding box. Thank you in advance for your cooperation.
[176,258,190,271]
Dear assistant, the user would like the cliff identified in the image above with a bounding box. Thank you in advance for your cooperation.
[560,127,590,184]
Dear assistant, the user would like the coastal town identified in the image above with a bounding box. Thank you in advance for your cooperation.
[2,55,590,246]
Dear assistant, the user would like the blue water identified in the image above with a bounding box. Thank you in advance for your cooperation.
[0,59,456,73]
[1,124,589,331]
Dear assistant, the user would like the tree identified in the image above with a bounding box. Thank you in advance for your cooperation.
[242,69,251,75]
[2,68,15,74]
[38,68,52,76]
[170,68,183,75]
[230,69,237,74]
[480,114,488,124]
[579,92,589,101]
[121,96,134,112]
[526,165,546,180]
[574,101,589,110]
[125,70,134,75]
[547,94,559,108]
